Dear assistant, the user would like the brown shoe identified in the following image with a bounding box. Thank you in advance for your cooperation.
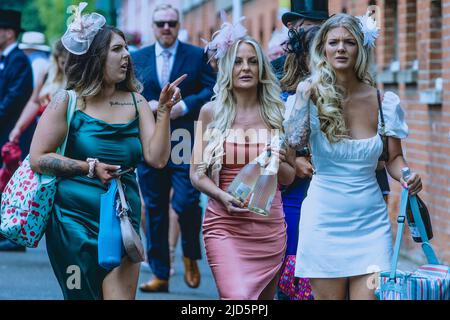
[139,276,169,293]
[183,257,200,288]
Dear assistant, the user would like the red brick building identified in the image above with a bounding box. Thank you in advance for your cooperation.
[182,0,286,49]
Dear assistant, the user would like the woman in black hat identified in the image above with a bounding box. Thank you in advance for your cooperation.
[271,0,329,81]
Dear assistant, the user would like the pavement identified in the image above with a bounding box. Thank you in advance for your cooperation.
[0,236,218,300]
[0,234,420,300]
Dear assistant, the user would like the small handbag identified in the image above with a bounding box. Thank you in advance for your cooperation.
[0,90,77,248]
[278,255,314,300]
[376,188,449,300]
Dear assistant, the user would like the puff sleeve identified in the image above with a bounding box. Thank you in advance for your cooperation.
[378,91,408,139]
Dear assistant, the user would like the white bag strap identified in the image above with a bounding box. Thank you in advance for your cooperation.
[116,178,129,214]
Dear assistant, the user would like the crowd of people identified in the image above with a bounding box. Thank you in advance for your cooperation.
[0,0,422,300]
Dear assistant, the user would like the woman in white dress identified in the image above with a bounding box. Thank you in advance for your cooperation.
[283,13,422,300]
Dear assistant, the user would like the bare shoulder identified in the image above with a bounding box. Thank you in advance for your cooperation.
[360,84,378,98]
[130,92,150,111]
[46,90,69,111]
[131,92,148,105]
[199,101,215,121]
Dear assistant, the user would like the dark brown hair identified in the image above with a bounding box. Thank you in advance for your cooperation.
[280,25,320,93]
[65,25,141,97]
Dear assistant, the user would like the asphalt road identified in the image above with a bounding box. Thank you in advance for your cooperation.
[0,236,219,300]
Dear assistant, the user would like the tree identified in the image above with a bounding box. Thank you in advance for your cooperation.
[0,0,45,35]
[35,0,96,45]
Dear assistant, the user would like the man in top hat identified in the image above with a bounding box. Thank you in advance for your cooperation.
[272,0,329,81]
[0,9,33,252]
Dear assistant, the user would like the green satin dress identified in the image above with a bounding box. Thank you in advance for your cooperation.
[45,93,142,300]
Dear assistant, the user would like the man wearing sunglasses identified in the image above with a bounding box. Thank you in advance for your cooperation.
[132,4,215,294]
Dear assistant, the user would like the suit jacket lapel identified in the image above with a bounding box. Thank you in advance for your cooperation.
[3,46,18,70]
[170,42,188,82]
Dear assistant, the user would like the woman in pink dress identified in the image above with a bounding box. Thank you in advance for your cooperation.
[190,30,296,299]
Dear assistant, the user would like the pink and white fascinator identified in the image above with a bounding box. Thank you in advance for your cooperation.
[202,14,248,61]
[61,2,106,55]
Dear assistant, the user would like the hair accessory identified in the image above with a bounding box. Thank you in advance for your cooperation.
[61,2,106,55]
[356,10,380,48]
[202,15,248,61]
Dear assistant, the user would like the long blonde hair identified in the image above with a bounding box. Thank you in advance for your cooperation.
[309,13,375,143]
[40,40,68,98]
[200,36,285,177]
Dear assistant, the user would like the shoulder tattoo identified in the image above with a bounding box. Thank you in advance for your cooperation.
[47,90,68,110]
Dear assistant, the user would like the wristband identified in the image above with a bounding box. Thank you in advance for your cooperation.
[86,158,99,178]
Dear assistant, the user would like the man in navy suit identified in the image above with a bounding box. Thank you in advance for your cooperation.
[0,9,33,252]
[132,4,215,293]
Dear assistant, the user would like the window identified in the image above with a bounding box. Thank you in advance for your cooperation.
[429,0,442,83]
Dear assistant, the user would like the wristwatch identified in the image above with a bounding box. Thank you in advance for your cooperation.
[86,158,99,178]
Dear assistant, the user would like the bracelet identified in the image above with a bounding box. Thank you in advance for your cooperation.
[86,158,99,178]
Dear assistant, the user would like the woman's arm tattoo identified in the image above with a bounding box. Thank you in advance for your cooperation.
[38,155,85,177]
[283,91,311,151]
[47,90,68,111]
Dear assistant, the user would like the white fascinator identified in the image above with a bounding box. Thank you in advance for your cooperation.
[356,9,380,48]
[202,15,248,61]
[61,2,106,55]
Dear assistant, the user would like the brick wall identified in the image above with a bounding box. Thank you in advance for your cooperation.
[182,0,281,50]
[331,0,450,264]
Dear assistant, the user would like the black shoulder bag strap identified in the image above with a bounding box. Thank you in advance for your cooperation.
[377,90,389,162]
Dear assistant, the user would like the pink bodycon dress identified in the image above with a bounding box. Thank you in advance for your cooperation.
[203,141,287,300]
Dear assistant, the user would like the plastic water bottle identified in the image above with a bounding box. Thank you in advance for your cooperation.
[98,179,123,269]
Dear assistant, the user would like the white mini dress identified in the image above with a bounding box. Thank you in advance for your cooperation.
[291,92,408,278]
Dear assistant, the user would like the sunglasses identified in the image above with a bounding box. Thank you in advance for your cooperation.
[154,20,178,28]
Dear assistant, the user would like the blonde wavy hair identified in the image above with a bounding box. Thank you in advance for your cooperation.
[309,13,375,143]
[40,40,68,99]
[199,36,285,177]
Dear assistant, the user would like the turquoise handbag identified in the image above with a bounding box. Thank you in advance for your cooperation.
[376,188,449,300]
[98,179,123,270]
[98,177,144,270]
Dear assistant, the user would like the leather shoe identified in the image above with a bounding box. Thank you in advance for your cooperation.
[0,239,26,252]
[139,276,169,293]
[183,257,200,288]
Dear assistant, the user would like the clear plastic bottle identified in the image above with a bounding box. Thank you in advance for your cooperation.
[247,135,285,216]
[227,148,268,204]
[247,154,279,216]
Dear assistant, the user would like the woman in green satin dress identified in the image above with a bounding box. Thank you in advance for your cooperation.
[29,21,186,299]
